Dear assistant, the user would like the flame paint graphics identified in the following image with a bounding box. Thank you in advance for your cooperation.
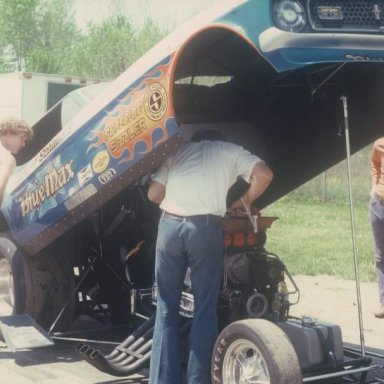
[88,61,172,165]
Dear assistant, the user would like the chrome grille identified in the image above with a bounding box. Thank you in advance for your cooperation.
[309,0,384,32]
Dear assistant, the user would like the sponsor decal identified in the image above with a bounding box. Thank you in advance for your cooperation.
[98,168,117,184]
[144,82,168,121]
[36,136,62,164]
[18,160,75,217]
[78,164,93,186]
[64,183,97,211]
[90,102,148,160]
[92,150,110,173]
[88,62,171,164]
[346,53,384,62]
[106,116,147,156]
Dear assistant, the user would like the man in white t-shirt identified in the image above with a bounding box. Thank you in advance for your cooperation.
[148,129,273,384]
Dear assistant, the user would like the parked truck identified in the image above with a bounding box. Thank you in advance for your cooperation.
[0,72,101,126]
[1,1,384,382]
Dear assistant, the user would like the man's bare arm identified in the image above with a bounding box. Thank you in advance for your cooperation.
[0,152,16,206]
[230,162,273,211]
[148,180,166,205]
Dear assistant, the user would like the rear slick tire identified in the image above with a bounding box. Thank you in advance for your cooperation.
[0,233,75,331]
[0,233,25,316]
[211,319,302,384]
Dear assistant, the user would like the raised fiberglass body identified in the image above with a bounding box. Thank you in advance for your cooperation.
[2,0,384,255]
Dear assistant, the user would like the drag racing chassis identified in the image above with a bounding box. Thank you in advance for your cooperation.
[47,94,382,383]
[73,209,384,383]
[40,94,384,382]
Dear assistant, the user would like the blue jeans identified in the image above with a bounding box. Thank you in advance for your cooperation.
[370,193,384,304]
[149,217,224,384]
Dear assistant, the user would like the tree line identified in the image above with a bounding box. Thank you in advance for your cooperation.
[0,0,168,79]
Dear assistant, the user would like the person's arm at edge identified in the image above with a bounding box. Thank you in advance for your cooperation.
[230,162,273,211]
[0,152,16,206]
[371,143,380,196]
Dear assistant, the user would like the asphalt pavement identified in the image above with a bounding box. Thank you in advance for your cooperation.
[0,334,148,384]
[1,273,384,383]
[1,323,384,383]
[1,338,383,383]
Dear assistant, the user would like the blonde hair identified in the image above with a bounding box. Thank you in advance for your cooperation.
[0,116,33,140]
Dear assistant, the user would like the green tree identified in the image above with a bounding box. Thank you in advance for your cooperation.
[26,0,81,73]
[70,16,135,79]
[0,0,80,73]
[70,16,167,79]
[0,0,168,78]
[0,0,39,71]
[135,19,166,59]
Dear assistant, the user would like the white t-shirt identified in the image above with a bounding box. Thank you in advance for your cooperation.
[153,140,261,216]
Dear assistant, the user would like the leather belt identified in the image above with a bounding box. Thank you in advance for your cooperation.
[161,211,222,223]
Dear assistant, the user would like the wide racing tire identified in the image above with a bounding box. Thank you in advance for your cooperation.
[0,233,75,331]
[211,319,302,384]
[0,233,26,316]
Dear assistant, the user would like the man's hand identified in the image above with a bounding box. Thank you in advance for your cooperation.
[228,199,261,217]
[229,196,251,216]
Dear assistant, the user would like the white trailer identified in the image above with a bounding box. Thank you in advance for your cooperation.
[0,72,102,126]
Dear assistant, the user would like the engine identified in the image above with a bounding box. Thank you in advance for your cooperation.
[218,215,292,324]
[221,249,289,323]
[129,214,294,326]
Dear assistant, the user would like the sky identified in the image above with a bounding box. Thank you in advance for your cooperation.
[72,0,226,31]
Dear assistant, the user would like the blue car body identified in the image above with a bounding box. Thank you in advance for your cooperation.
[3,0,384,254]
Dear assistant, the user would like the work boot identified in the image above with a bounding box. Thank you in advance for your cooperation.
[374,304,384,318]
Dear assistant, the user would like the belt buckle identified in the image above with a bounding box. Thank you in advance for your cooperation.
[162,211,186,221]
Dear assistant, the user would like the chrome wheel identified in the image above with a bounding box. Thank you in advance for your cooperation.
[212,320,302,384]
[222,338,270,384]
[0,257,14,315]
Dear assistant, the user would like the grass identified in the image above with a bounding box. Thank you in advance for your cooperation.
[259,143,378,282]
[262,193,377,282]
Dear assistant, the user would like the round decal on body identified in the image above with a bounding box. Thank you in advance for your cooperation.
[92,150,110,174]
[144,82,168,121]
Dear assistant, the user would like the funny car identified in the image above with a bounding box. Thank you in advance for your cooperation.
[1,0,384,382]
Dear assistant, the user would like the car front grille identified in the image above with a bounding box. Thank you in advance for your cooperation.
[308,0,384,32]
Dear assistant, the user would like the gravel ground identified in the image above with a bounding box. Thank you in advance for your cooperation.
[290,274,384,351]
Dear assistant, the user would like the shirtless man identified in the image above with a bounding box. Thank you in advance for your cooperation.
[0,116,33,205]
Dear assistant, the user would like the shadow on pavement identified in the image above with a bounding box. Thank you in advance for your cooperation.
[344,342,384,381]
[0,341,83,367]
